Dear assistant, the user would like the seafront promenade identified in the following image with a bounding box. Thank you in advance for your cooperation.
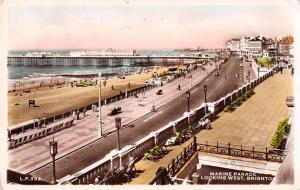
[129,69,292,184]
[8,62,217,174]
[27,55,243,182]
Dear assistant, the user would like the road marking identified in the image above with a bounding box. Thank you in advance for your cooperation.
[143,111,163,122]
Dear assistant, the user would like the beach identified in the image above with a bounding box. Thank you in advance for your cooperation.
[8,65,186,126]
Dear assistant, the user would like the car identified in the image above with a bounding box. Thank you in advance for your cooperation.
[156,89,163,95]
[214,72,219,76]
[286,96,294,107]
[199,117,211,129]
[165,136,176,146]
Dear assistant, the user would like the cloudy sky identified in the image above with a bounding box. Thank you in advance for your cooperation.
[6,1,295,50]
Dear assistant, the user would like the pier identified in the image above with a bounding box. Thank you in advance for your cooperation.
[7,55,212,67]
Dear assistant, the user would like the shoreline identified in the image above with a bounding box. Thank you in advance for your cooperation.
[7,67,158,92]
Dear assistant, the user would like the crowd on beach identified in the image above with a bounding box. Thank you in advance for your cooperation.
[7,66,187,93]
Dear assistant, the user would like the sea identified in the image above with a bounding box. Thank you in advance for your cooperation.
[8,50,194,79]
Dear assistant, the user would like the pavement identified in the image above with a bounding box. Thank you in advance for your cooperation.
[128,68,292,184]
[24,55,243,182]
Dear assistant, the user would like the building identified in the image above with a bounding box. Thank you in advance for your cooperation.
[226,39,240,52]
[264,38,278,56]
[247,39,262,57]
[239,36,250,56]
[278,36,293,56]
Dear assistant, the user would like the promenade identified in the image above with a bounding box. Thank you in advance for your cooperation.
[8,62,217,174]
[28,56,242,182]
[129,69,292,184]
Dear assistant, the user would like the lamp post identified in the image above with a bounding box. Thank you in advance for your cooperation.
[115,117,121,150]
[49,135,58,184]
[186,91,191,112]
[190,68,192,89]
[98,72,103,138]
[203,84,208,114]
[248,71,250,83]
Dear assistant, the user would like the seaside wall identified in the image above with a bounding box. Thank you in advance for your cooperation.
[60,66,277,184]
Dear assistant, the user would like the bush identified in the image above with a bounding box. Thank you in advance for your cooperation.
[249,89,255,96]
[235,97,243,106]
[231,100,237,108]
[269,117,289,149]
[241,94,247,101]
[224,89,255,113]
[224,105,233,112]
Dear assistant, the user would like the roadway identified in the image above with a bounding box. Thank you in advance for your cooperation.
[29,56,243,182]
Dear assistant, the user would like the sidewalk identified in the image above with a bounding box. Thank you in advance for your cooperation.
[129,69,293,184]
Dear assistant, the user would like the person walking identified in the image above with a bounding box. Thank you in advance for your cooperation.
[152,102,156,112]
[72,111,76,120]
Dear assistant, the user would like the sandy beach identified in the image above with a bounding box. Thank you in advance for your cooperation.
[8,65,186,126]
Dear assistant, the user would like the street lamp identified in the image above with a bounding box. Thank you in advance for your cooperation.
[186,91,191,112]
[98,72,103,138]
[49,135,58,184]
[203,84,208,114]
[248,71,251,83]
[115,117,121,150]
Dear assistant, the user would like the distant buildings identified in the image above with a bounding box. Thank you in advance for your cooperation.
[226,35,294,57]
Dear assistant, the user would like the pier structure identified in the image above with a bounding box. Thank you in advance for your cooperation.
[7,55,212,67]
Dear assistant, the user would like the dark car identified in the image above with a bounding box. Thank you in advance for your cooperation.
[156,89,163,95]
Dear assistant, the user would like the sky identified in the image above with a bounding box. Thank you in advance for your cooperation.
[6,2,295,50]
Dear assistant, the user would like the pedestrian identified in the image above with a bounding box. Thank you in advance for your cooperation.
[291,67,294,76]
[178,84,181,90]
[7,129,11,142]
[205,118,211,129]
[152,102,156,112]
[83,107,86,117]
[72,111,76,120]
[280,66,283,74]
[76,110,80,120]
[224,74,227,79]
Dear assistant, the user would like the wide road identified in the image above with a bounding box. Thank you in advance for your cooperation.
[30,56,243,182]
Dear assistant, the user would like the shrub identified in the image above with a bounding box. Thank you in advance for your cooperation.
[224,105,233,112]
[249,89,255,96]
[236,97,243,106]
[231,100,238,108]
[269,117,289,149]
[241,94,247,101]
[175,131,181,138]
